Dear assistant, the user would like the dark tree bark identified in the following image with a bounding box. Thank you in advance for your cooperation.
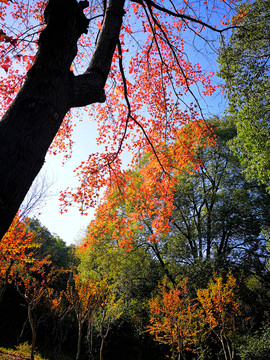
[99,309,110,360]
[16,284,37,360]
[0,0,125,239]
[76,321,83,360]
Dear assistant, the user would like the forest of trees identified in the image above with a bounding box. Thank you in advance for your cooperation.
[1,0,270,359]
[1,120,270,359]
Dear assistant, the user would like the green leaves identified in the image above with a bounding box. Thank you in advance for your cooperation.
[218,0,270,189]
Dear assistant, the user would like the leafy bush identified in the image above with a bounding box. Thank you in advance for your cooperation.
[239,325,270,360]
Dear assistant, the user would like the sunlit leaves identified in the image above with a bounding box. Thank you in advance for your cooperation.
[148,277,200,358]
[81,121,214,250]
[218,0,270,189]
[65,274,101,321]
[56,0,222,221]
[0,215,36,288]
[0,0,44,116]
[197,272,240,334]
[148,272,240,359]
[197,272,240,359]
[0,0,242,235]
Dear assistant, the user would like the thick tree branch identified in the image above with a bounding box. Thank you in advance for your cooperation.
[71,0,125,107]
[86,0,126,85]
[71,74,106,107]
[133,0,240,33]
[0,0,126,239]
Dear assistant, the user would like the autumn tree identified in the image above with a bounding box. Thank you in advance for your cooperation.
[148,273,240,360]
[14,256,59,360]
[0,0,241,239]
[0,215,35,302]
[83,119,270,283]
[64,273,102,360]
[197,272,240,360]
[83,121,214,254]
[148,277,200,360]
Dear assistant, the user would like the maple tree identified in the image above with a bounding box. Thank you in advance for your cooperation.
[197,272,240,360]
[64,273,103,360]
[148,277,200,360]
[0,214,36,302]
[148,273,240,360]
[84,118,270,274]
[0,0,242,239]
[82,121,215,254]
[14,256,59,360]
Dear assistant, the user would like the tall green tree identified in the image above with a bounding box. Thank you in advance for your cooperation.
[218,0,270,189]
[90,119,270,283]
[27,218,74,270]
[78,232,163,315]
[167,120,270,266]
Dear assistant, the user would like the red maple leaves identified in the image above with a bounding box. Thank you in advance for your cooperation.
[0,0,240,245]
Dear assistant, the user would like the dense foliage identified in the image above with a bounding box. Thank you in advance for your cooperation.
[2,117,270,359]
[1,0,270,359]
[218,0,270,189]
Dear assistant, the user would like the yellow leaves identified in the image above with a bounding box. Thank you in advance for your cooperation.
[197,272,240,335]
[148,273,240,358]
[114,84,122,96]
[148,278,200,356]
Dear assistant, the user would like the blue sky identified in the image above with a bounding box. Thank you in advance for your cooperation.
[2,0,232,245]
[22,115,100,245]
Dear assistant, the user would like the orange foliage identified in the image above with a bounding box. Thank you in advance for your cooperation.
[148,278,200,359]
[65,274,102,320]
[0,215,36,286]
[148,273,240,359]
[197,272,240,336]
[197,272,240,360]
[14,255,60,360]
[1,0,239,240]
[81,121,214,250]
[15,255,57,305]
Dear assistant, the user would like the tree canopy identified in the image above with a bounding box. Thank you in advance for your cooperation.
[1,1,270,359]
[0,0,244,238]
[218,0,270,189]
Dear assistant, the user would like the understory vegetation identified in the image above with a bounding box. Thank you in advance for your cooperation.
[1,0,270,359]
[1,119,270,360]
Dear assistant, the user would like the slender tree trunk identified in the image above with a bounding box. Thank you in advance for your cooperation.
[16,285,37,360]
[86,317,94,360]
[224,335,233,360]
[99,310,110,360]
[220,335,229,360]
[76,321,83,360]
[27,302,36,360]
[0,0,125,239]
[100,336,105,360]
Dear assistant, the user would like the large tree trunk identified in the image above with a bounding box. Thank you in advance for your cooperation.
[0,0,125,239]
